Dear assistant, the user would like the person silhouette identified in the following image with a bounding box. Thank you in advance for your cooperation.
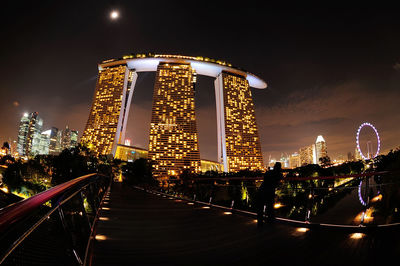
[256,162,283,226]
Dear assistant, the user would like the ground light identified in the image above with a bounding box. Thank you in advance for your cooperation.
[350,233,365,239]
[95,234,107,241]
[296,227,309,233]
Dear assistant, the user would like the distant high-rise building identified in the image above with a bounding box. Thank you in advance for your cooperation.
[29,126,78,155]
[347,151,354,161]
[61,126,78,150]
[289,152,301,168]
[148,62,201,179]
[315,135,328,164]
[48,127,60,154]
[355,147,362,161]
[17,113,30,156]
[299,144,314,166]
[17,112,43,156]
[32,129,51,155]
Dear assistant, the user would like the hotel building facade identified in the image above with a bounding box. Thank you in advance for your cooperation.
[82,54,267,179]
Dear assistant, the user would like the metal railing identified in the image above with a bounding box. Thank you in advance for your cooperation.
[150,171,400,230]
[0,173,111,265]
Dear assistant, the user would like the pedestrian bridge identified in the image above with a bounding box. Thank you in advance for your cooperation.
[0,174,399,265]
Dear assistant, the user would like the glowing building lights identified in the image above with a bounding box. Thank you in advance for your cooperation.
[215,72,263,172]
[81,64,137,155]
[148,62,201,179]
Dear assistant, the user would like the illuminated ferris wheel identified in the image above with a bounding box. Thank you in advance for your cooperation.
[356,122,381,160]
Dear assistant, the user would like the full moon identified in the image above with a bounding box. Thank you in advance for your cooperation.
[110,10,119,20]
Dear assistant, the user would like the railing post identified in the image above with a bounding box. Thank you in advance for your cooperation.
[58,206,83,266]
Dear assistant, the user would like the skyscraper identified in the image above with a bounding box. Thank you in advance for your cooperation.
[299,144,314,166]
[289,152,301,168]
[315,135,328,164]
[148,62,201,179]
[61,126,79,150]
[48,127,60,154]
[17,113,30,156]
[215,72,263,172]
[81,64,136,155]
[17,112,43,156]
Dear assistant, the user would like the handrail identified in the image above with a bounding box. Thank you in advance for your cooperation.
[0,173,111,265]
[0,173,98,233]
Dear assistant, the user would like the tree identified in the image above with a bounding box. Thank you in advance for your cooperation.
[319,156,332,168]
[2,161,24,192]
[2,142,10,150]
[122,158,155,185]
[51,144,99,185]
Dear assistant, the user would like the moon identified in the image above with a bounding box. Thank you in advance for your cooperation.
[110,10,119,20]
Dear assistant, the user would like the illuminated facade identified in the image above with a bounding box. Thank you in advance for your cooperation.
[215,72,263,172]
[114,144,223,172]
[200,159,224,172]
[315,135,328,164]
[81,64,137,155]
[17,112,43,156]
[83,54,267,177]
[299,144,315,166]
[289,152,301,169]
[114,144,148,162]
[148,62,201,179]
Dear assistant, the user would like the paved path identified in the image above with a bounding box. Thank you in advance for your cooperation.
[91,183,399,266]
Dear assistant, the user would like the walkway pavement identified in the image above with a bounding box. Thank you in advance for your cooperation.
[91,183,399,266]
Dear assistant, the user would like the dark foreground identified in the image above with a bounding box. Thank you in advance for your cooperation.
[91,183,400,266]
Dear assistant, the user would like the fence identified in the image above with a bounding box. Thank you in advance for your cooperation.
[0,173,111,265]
[152,171,400,229]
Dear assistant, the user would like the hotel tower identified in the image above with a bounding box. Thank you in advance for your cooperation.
[82,54,266,178]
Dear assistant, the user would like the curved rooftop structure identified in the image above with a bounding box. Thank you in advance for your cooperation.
[99,54,267,89]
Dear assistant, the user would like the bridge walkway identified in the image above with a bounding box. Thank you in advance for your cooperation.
[91,183,399,266]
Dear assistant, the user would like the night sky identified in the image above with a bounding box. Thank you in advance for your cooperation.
[1,2,400,163]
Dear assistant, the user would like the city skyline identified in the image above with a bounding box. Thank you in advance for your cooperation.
[1,4,400,164]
